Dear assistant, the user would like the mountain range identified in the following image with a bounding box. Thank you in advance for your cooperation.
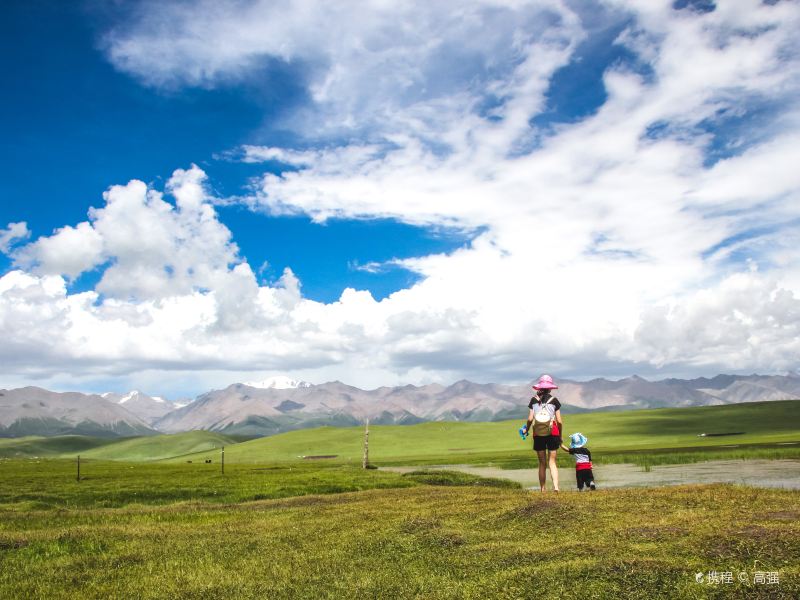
[0,387,155,437]
[2,373,799,438]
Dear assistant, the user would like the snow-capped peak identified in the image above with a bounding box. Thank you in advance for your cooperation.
[119,390,140,404]
[243,376,312,390]
[152,396,166,404]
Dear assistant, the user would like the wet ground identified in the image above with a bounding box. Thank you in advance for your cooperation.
[382,459,800,491]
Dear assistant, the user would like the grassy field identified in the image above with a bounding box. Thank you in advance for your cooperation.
[0,471,796,598]
[1,399,799,599]
[0,435,118,458]
[78,431,238,461]
[2,400,797,468]
[167,400,800,466]
[0,459,424,510]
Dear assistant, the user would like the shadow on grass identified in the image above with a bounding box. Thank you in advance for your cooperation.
[402,469,521,489]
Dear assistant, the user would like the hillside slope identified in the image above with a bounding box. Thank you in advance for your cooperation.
[0,435,119,458]
[170,400,800,464]
[80,431,237,461]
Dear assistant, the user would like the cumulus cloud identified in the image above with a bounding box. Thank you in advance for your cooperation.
[0,222,30,254]
[14,222,104,279]
[13,166,243,300]
[2,0,799,390]
[633,270,800,372]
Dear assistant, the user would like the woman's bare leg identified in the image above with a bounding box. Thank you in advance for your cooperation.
[548,449,559,491]
[536,450,547,491]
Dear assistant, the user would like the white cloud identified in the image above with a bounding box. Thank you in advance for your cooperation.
[12,165,244,301]
[1,0,799,391]
[0,222,30,254]
[633,270,800,372]
[103,0,584,138]
[13,222,103,279]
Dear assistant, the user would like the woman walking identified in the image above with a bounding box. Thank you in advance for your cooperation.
[521,374,563,492]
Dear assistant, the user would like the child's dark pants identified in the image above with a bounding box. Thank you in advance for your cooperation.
[576,469,596,490]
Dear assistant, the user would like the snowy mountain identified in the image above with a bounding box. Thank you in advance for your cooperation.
[0,387,156,437]
[242,376,312,390]
[154,373,800,437]
[4,373,799,439]
[103,390,176,426]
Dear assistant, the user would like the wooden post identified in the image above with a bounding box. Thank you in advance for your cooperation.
[362,419,369,469]
[77,455,80,482]
[221,446,225,475]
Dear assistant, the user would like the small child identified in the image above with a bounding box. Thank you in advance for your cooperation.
[560,433,597,491]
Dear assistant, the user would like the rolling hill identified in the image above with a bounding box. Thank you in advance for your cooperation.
[0,435,119,458]
[168,400,800,464]
[79,431,237,461]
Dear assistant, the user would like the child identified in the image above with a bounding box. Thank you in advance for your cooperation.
[560,433,596,491]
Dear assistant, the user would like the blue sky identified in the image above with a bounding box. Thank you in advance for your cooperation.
[0,1,470,303]
[1,0,799,397]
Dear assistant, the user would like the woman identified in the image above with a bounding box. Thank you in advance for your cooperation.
[522,374,563,492]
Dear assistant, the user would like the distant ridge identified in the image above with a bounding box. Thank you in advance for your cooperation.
[154,373,800,437]
[0,387,156,438]
[242,376,312,390]
[2,374,799,438]
[102,390,176,426]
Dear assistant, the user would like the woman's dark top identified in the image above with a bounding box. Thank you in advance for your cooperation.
[528,393,561,437]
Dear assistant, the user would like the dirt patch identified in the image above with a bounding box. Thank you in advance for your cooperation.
[399,517,465,548]
[703,526,797,560]
[0,537,29,550]
[447,448,473,451]
[265,495,349,510]
[400,516,441,534]
[764,510,800,521]
[302,455,338,460]
[507,500,559,519]
[425,531,465,548]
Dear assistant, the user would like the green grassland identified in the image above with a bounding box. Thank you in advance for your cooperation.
[0,459,422,510]
[2,400,797,467]
[77,431,238,461]
[0,475,797,599]
[1,402,799,598]
[169,399,800,466]
[0,435,118,458]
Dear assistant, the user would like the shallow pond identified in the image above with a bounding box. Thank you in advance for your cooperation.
[382,459,800,491]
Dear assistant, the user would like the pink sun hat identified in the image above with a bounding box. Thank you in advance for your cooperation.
[533,374,558,390]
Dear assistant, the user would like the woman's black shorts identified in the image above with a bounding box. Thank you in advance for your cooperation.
[533,435,560,451]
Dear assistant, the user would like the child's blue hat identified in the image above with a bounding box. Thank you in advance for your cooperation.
[569,433,588,448]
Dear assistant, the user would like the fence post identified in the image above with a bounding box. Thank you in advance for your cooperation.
[362,419,369,469]
[221,446,225,475]
[77,455,80,482]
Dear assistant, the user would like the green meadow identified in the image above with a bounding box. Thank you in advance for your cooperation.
[0,435,118,459]
[1,401,798,469]
[0,469,797,599]
[167,399,800,467]
[79,431,238,462]
[1,400,798,598]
